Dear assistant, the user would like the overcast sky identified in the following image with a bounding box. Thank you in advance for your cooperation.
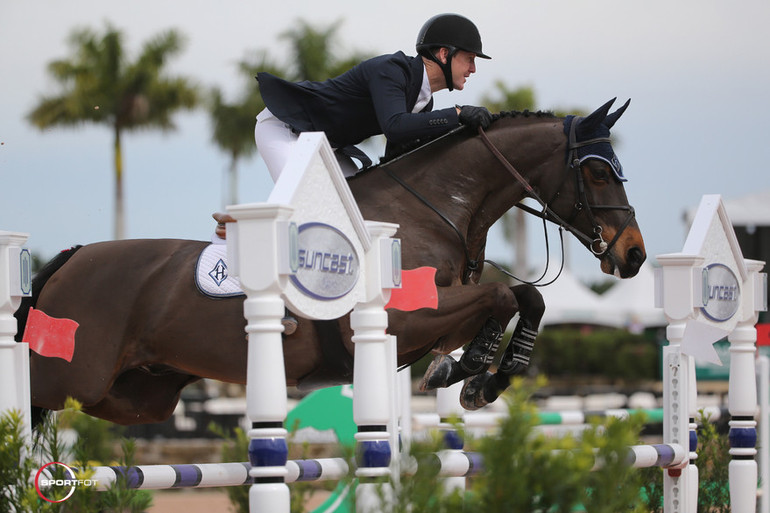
[2,0,769,283]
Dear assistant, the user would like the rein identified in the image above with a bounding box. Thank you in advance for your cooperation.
[385,167,481,277]
[476,125,636,283]
[385,120,636,285]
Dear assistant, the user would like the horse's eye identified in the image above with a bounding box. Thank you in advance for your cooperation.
[586,163,610,183]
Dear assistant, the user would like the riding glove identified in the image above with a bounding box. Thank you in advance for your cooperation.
[458,105,492,130]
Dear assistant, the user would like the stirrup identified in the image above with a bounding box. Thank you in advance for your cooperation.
[212,212,236,240]
[282,316,298,335]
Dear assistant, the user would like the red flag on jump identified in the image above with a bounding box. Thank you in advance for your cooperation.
[22,307,78,362]
[385,267,439,311]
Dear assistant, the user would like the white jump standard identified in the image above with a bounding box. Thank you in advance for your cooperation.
[226,132,402,513]
[0,231,32,440]
[656,194,766,513]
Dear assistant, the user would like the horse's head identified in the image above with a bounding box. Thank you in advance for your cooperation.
[534,98,646,278]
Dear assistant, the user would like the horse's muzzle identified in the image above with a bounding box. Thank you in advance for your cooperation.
[603,244,646,278]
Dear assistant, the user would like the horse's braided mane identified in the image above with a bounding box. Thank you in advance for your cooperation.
[370,109,557,169]
[492,109,557,121]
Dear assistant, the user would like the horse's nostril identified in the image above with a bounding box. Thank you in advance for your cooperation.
[628,247,646,266]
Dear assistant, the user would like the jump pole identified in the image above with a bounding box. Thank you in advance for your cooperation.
[87,443,685,491]
[89,458,351,490]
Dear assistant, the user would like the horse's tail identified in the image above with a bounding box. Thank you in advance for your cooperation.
[13,245,83,342]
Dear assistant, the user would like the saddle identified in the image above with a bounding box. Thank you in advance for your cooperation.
[212,212,235,239]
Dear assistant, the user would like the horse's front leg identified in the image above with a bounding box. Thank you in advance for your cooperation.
[414,282,520,393]
[460,284,545,410]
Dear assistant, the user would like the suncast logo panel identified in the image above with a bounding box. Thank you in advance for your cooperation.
[701,263,741,322]
[290,222,359,300]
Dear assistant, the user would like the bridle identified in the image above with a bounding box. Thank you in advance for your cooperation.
[480,118,636,253]
[385,119,637,285]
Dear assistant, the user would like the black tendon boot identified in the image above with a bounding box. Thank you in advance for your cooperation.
[419,317,504,392]
[497,318,537,376]
[460,318,537,411]
[459,317,504,374]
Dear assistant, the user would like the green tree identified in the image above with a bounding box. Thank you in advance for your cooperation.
[279,19,371,82]
[209,52,285,206]
[208,19,372,206]
[481,80,536,113]
[27,24,199,240]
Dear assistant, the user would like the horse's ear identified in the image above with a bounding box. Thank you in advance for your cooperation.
[580,98,617,131]
[603,98,631,129]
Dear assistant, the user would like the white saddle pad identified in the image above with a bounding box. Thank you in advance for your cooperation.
[195,243,244,298]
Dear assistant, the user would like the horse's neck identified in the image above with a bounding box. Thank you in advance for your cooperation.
[350,118,564,269]
[463,120,565,250]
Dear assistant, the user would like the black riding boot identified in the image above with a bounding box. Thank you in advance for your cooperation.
[419,317,503,391]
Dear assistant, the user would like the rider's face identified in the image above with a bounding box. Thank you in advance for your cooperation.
[449,50,477,91]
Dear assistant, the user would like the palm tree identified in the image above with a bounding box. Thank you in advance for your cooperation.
[208,19,372,206]
[27,24,199,240]
[209,52,286,207]
[279,19,371,81]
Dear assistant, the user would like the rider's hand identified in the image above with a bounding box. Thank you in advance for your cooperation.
[457,105,492,130]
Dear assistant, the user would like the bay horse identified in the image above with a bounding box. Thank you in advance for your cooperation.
[14,98,645,425]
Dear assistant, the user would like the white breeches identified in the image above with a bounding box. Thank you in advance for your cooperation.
[254,108,359,182]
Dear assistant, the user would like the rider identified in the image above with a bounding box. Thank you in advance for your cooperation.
[254,13,494,181]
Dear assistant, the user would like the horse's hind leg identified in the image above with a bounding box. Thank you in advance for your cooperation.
[461,284,545,410]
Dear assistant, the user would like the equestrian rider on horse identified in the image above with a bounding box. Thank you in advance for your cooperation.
[254,14,524,396]
[254,13,494,181]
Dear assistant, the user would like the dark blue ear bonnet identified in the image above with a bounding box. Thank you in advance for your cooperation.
[563,114,626,182]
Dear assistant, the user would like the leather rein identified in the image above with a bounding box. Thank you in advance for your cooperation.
[386,121,636,285]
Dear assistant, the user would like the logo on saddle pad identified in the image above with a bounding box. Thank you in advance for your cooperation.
[196,244,244,298]
[195,223,359,301]
[208,258,229,286]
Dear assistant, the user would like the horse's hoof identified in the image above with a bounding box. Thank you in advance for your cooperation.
[282,316,298,336]
[419,355,455,391]
[460,372,492,411]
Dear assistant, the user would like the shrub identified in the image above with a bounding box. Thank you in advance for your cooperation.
[532,328,659,383]
[389,378,650,512]
[638,409,732,513]
[0,402,152,512]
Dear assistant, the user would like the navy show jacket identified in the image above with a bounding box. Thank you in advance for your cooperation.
[257,51,460,150]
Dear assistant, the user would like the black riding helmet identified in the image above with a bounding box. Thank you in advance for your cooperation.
[416,14,490,91]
